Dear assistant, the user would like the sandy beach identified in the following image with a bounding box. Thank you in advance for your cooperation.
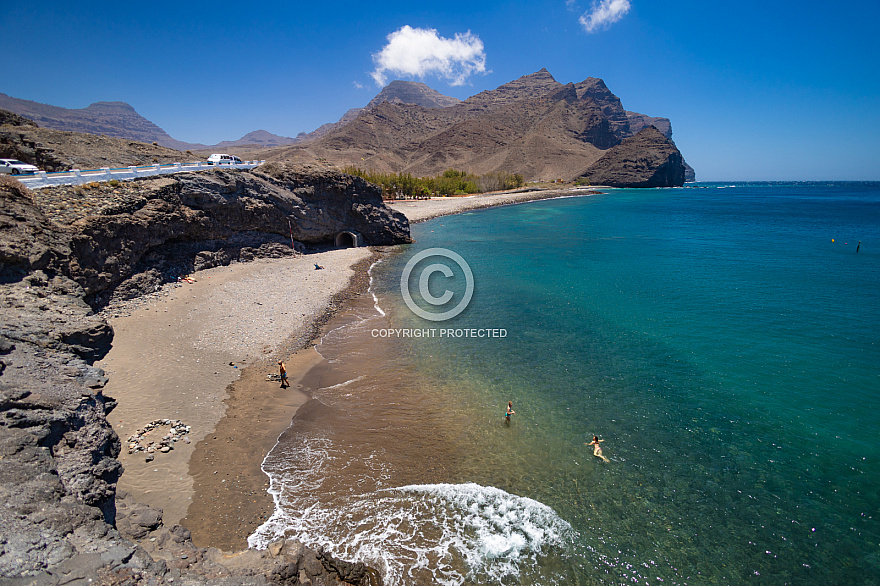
[99,187,590,552]
[388,186,598,222]
[98,247,373,549]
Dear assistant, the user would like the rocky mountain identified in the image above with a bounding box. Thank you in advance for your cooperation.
[293,80,461,144]
[626,111,672,138]
[0,93,189,148]
[267,69,689,186]
[0,95,297,152]
[1,70,692,184]
[578,126,686,187]
[461,68,562,111]
[207,129,298,150]
[366,80,461,110]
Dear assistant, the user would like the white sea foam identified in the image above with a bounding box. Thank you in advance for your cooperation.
[368,258,386,316]
[250,449,575,586]
[319,375,366,390]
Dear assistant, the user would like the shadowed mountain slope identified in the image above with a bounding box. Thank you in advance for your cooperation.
[579,126,686,187]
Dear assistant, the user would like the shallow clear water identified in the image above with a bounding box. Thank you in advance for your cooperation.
[253,182,880,585]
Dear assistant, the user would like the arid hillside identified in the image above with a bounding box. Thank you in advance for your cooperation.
[260,69,688,185]
[0,109,193,171]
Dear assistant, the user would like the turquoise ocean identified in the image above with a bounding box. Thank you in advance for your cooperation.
[251,182,880,585]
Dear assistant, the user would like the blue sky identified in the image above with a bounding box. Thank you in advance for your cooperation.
[3,0,878,180]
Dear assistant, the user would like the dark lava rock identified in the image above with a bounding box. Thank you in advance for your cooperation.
[12,165,410,306]
[0,178,70,283]
[579,126,686,188]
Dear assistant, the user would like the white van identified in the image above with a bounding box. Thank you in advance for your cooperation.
[207,154,243,165]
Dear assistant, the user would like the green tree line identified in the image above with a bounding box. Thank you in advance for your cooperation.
[342,166,524,198]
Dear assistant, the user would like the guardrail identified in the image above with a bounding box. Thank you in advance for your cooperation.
[16,160,266,189]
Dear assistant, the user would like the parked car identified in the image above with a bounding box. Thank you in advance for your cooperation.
[0,159,40,175]
[207,154,243,165]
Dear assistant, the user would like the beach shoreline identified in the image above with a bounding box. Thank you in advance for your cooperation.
[101,186,592,553]
[387,186,599,223]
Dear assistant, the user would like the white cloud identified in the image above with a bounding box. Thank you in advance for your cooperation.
[579,0,632,33]
[352,81,364,90]
[371,25,487,87]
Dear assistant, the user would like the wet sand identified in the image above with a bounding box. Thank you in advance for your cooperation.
[181,347,322,550]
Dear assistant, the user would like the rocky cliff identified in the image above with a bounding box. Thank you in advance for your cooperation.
[0,167,407,583]
[32,165,409,307]
[578,126,686,188]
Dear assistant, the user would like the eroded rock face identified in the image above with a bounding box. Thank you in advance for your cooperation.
[0,178,71,283]
[25,165,410,303]
[578,126,686,188]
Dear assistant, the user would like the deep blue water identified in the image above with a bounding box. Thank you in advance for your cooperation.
[255,182,880,585]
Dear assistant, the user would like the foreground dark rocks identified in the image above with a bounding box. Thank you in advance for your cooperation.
[0,171,395,584]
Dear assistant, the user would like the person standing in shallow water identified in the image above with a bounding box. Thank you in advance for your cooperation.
[587,435,609,462]
[505,401,515,424]
[278,360,288,388]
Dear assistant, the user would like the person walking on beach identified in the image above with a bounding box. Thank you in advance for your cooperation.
[505,401,515,425]
[278,360,289,388]
[587,435,610,462]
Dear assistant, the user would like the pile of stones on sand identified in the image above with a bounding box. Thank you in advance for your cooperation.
[127,419,191,461]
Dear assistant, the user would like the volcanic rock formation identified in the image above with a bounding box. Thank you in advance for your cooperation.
[578,126,686,188]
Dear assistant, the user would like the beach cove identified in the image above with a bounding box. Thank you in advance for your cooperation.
[97,182,880,585]
[97,188,581,552]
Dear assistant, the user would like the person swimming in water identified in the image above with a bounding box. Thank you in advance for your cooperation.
[587,435,609,462]
[505,401,515,424]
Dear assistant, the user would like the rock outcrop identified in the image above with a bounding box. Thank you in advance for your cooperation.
[19,165,409,306]
[578,126,686,188]
[0,109,38,128]
[0,167,404,583]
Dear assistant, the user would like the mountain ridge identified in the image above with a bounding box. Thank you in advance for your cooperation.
[263,70,689,185]
[0,71,691,185]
